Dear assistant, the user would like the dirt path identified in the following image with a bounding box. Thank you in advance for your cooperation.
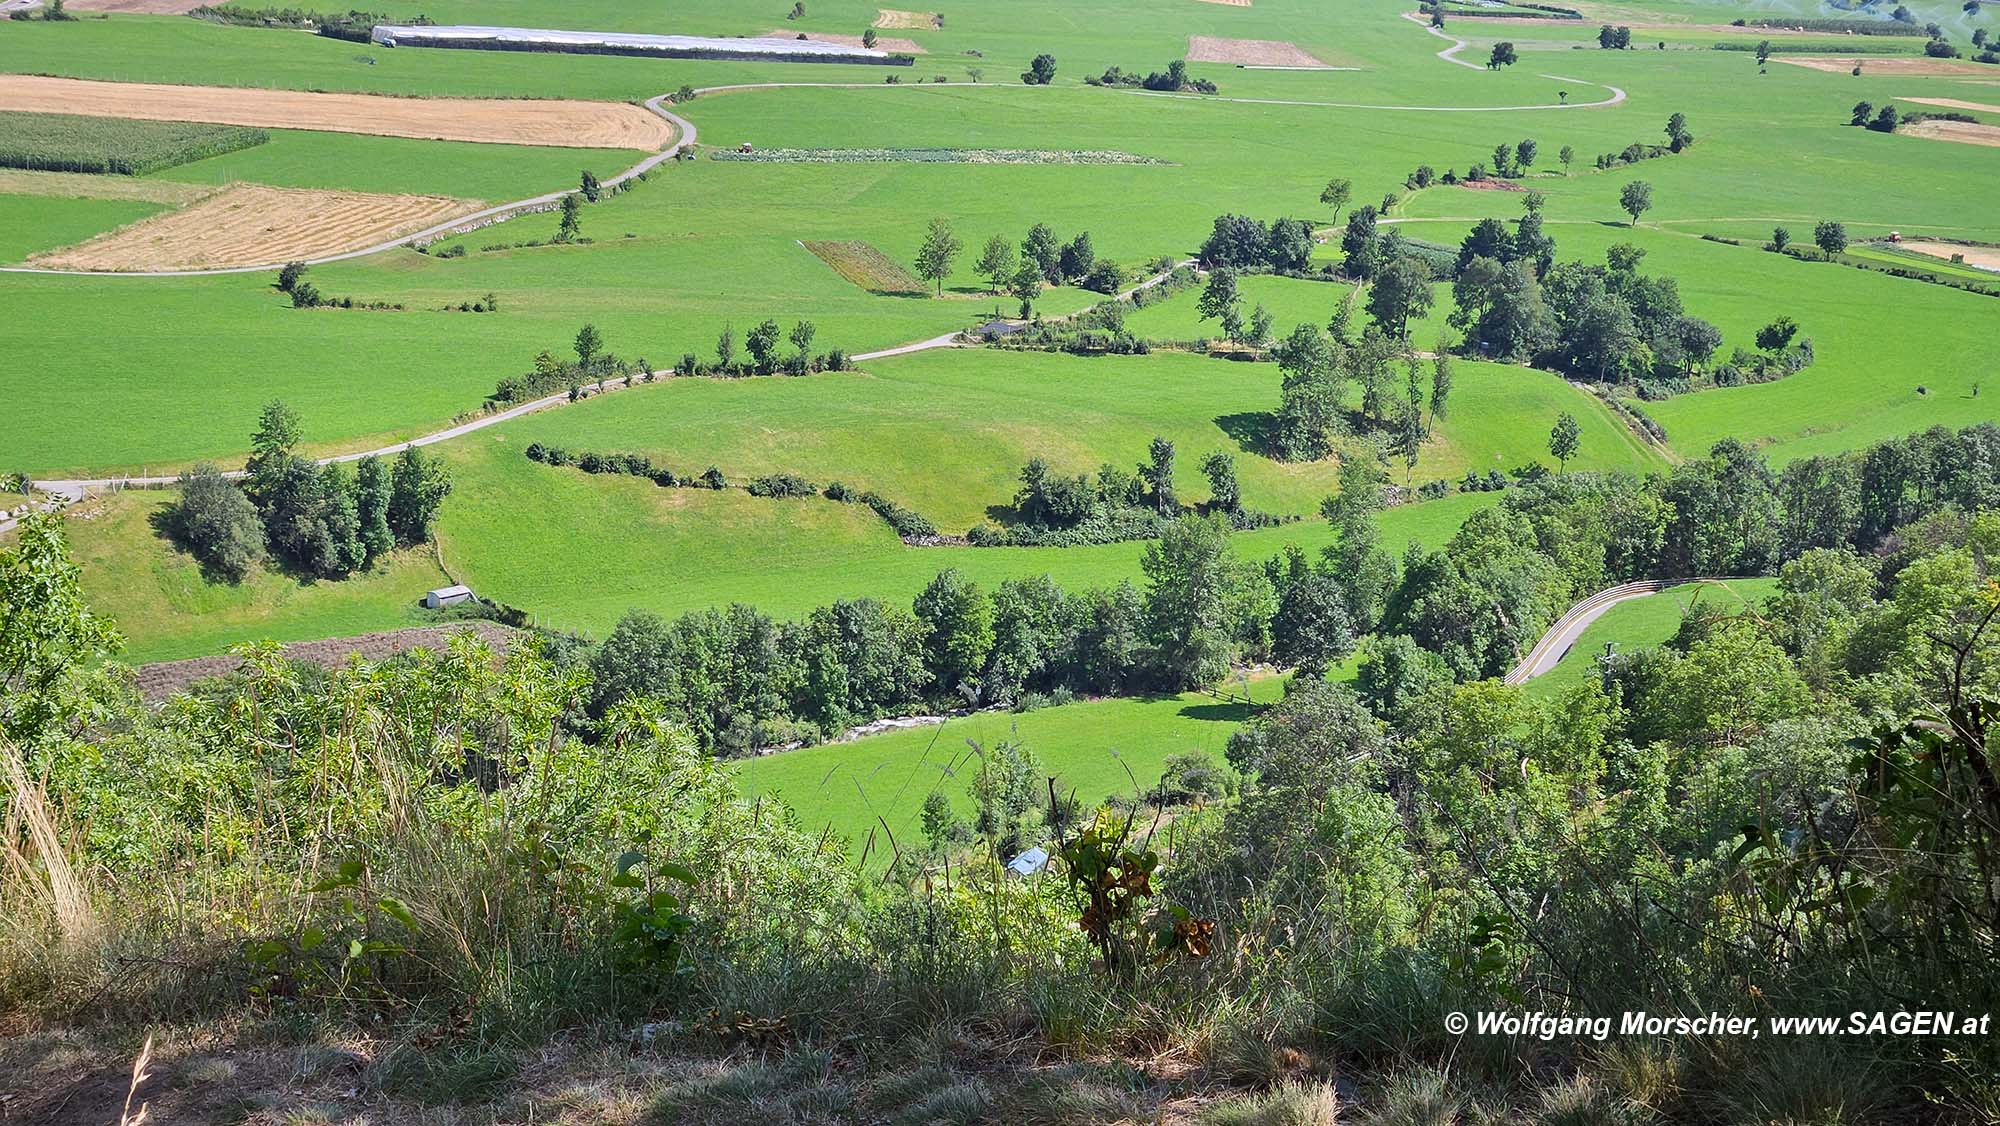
[1405,11,1487,72]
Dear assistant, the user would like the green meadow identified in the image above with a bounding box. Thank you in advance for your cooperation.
[5,0,1994,678]
[490,345,1657,528]
[734,674,1286,860]
[80,436,1496,662]
[1523,576,1780,695]
[0,193,164,260]
[6,7,1997,474]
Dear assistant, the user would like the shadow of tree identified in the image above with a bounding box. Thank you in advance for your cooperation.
[1177,698,1262,724]
[1214,411,1277,456]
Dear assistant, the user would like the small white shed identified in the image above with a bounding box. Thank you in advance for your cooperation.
[1005,846,1050,877]
[424,584,475,609]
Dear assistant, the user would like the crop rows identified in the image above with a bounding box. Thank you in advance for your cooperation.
[0,111,268,175]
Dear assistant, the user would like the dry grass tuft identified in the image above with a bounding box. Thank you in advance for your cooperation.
[1,738,98,957]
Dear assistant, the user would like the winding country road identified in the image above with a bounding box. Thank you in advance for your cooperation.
[5,250,1202,525]
[1503,579,1734,685]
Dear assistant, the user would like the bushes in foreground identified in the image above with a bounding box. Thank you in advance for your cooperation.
[9,469,2000,1119]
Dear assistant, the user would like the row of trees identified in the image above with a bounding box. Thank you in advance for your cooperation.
[1367,421,2000,682]
[918,219,1126,310]
[166,402,451,581]
[1085,60,1216,94]
[587,512,1280,750]
[1197,214,1316,274]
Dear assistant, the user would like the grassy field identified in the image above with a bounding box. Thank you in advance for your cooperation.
[1390,217,1998,467]
[6,7,1998,472]
[489,345,1657,530]
[0,193,166,260]
[78,436,1496,663]
[3,0,1990,678]
[70,491,451,663]
[1523,576,1779,695]
[735,674,1286,861]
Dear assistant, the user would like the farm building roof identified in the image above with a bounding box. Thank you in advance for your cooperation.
[370,25,895,62]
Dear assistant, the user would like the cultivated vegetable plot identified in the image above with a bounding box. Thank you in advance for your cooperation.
[0,110,266,175]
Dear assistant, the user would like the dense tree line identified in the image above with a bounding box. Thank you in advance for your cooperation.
[1085,59,1218,93]
[1371,421,2000,680]
[974,439,1286,547]
[1197,214,1316,273]
[166,402,451,581]
[587,513,1282,751]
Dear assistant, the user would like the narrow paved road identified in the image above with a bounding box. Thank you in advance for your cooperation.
[6,253,1202,524]
[1504,579,1736,685]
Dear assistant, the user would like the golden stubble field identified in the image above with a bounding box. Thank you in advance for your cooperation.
[32,183,480,270]
[0,75,676,150]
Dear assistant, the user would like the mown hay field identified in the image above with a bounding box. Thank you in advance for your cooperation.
[31,183,480,271]
[0,75,676,150]
[0,110,267,175]
[0,168,220,204]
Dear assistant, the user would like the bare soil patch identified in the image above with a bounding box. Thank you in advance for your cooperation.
[0,167,219,204]
[1188,36,1330,67]
[32,183,480,270]
[873,7,940,28]
[1900,118,2000,148]
[802,239,925,294]
[1195,0,1253,6]
[133,622,516,698]
[1894,239,2000,270]
[766,28,925,52]
[1457,178,1528,192]
[1775,56,1996,76]
[0,75,674,150]
[1898,95,2000,114]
